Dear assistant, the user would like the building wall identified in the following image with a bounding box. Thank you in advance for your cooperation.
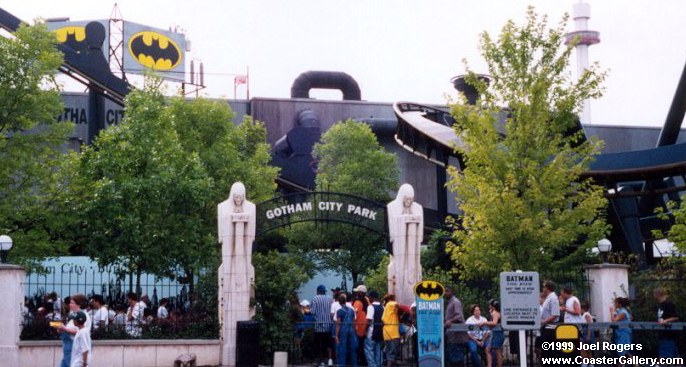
[59,93,686,214]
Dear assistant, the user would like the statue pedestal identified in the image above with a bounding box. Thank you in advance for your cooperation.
[0,264,25,367]
[584,263,630,322]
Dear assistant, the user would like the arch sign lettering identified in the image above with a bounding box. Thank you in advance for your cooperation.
[256,192,387,237]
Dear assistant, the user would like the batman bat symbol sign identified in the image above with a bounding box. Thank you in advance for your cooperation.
[128,31,182,70]
[414,281,445,301]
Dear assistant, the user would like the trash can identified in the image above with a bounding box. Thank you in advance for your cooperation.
[236,320,260,367]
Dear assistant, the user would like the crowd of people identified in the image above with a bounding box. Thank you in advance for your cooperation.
[290,284,505,367]
[22,291,178,367]
[292,284,412,367]
[291,281,681,367]
[535,281,681,367]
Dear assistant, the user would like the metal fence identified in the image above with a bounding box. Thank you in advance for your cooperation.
[20,257,217,340]
[24,257,189,307]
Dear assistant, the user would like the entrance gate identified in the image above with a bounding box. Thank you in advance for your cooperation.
[219,182,423,367]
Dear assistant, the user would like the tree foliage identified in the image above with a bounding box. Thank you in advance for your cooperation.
[655,202,686,256]
[72,80,278,289]
[287,120,399,283]
[447,8,608,279]
[0,23,74,265]
[253,250,310,364]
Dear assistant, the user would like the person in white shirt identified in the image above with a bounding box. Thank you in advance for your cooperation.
[70,311,92,367]
[364,291,384,367]
[465,304,490,367]
[157,298,169,319]
[52,294,92,367]
[126,292,143,337]
[536,281,560,364]
[90,295,109,330]
[560,287,584,324]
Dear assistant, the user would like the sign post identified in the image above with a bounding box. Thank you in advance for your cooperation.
[413,281,445,367]
[500,271,540,367]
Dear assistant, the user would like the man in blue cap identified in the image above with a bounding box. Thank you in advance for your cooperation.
[311,285,334,366]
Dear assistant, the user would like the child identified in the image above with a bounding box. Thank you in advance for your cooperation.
[71,311,92,367]
[580,302,594,367]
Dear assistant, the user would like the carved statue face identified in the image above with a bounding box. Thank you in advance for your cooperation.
[403,195,413,208]
[233,193,244,207]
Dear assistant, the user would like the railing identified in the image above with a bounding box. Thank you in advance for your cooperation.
[289,321,685,366]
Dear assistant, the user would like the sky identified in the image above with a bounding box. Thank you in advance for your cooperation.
[6,1,686,127]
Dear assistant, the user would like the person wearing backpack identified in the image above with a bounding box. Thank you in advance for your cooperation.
[364,291,384,367]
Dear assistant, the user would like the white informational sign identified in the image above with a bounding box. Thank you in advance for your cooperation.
[500,271,541,330]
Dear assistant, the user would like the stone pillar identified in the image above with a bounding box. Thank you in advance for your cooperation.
[387,184,424,306]
[0,264,25,367]
[218,182,256,367]
[584,264,630,322]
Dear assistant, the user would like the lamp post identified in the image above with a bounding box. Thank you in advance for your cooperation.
[0,235,12,263]
[597,238,611,263]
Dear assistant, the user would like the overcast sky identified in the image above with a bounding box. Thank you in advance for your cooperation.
[6,1,686,127]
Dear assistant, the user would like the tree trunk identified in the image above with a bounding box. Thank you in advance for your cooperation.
[136,269,142,298]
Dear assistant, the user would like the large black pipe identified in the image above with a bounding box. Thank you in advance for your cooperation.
[657,59,686,146]
[291,71,361,101]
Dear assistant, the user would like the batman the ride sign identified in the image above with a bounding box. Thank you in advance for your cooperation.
[414,280,444,367]
[123,21,186,81]
[255,192,387,237]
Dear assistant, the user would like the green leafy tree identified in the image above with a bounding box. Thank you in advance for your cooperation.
[72,78,278,293]
[0,23,74,265]
[655,202,686,256]
[74,83,213,291]
[288,120,399,284]
[162,97,278,282]
[447,8,608,279]
[74,78,277,292]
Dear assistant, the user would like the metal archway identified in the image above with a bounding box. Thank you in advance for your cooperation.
[256,191,388,239]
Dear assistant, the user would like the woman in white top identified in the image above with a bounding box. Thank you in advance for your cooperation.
[465,304,489,367]
[157,298,170,319]
[560,287,584,324]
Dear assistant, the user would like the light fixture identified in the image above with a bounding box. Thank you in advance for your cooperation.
[597,238,611,263]
[0,235,13,264]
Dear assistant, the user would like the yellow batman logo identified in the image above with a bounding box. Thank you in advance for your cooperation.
[414,280,445,301]
[128,31,182,70]
[54,26,86,43]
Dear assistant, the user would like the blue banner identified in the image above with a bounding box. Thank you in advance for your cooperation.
[414,281,445,367]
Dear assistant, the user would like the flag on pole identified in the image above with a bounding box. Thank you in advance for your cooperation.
[234,75,248,85]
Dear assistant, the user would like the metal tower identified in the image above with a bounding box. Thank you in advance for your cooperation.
[565,2,600,124]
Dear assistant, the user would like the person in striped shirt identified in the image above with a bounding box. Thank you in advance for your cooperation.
[311,285,334,366]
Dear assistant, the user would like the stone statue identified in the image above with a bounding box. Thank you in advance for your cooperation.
[387,183,424,306]
[217,182,256,366]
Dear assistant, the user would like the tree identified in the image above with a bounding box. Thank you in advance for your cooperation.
[73,79,278,293]
[446,8,608,279]
[162,96,278,284]
[288,120,399,284]
[252,250,310,364]
[74,83,212,292]
[0,22,74,265]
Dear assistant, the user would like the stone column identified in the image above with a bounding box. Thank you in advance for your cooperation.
[0,264,25,367]
[584,264,630,322]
